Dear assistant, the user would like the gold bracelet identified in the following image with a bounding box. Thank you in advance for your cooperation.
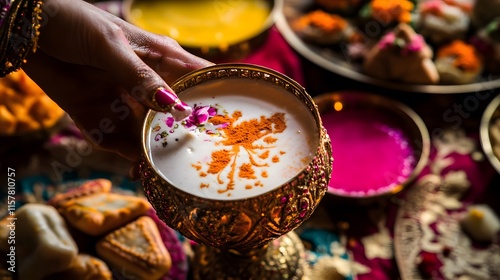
[0,0,42,77]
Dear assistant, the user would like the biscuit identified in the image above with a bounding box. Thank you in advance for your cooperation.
[96,216,172,280]
[59,192,151,236]
[48,178,112,210]
[16,204,78,280]
[49,254,112,280]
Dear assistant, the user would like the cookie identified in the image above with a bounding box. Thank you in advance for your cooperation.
[59,192,151,236]
[48,254,112,280]
[48,178,112,210]
[96,216,172,280]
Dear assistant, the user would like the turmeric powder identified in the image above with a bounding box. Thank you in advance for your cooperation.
[200,110,288,194]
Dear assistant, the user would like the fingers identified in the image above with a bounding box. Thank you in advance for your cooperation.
[90,24,172,112]
[107,15,214,84]
[92,21,212,120]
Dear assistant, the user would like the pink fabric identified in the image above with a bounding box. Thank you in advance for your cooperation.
[225,26,305,86]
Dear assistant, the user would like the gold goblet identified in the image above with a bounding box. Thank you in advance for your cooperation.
[139,64,332,279]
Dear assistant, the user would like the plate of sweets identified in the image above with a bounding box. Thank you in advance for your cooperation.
[276,0,500,93]
[0,179,189,280]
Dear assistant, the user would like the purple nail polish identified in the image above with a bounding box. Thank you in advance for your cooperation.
[154,88,178,107]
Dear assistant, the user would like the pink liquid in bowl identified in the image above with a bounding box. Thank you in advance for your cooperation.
[322,107,416,197]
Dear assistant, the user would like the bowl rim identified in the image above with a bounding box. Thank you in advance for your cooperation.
[141,62,330,201]
[314,91,431,199]
[480,94,500,174]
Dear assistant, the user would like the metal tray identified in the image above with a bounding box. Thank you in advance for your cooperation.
[275,0,500,94]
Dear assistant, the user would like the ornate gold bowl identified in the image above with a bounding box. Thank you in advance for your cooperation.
[140,64,332,251]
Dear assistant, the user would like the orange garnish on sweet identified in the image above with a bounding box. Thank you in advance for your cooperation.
[294,10,347,33]
[371,0,414,24]
[437,40,482,72]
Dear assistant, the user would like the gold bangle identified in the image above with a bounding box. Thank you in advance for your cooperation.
[0,0,43,76]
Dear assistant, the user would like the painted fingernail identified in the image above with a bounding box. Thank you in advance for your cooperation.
[174,101,190,112]
[154,87,178,108]
[153,87,193,121]
[170,102,193,121]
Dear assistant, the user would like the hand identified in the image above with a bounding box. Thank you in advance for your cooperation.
[23,0,213,161]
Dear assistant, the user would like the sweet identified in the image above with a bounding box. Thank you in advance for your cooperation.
[363,23,440,84]
[460,204,500,242]
[96,216,172,280]
[146,77,319,200]
[435,40,483,84]
[0,69,65,135]
[48,178,113,210]
[292,10,358,45]
[16,204,78,280]
[416,0,471,44]
[58,192,151,236]
[49,254,112,280]
[361,0,414,26]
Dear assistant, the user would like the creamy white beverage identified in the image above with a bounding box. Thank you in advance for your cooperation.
[145,78,319,200]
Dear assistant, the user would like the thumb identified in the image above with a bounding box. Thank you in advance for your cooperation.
[95,27,192,120]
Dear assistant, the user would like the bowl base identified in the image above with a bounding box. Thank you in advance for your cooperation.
[191,231,307,280]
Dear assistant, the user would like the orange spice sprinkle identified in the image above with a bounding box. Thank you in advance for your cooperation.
[202,111,287,193]
[263,136,277,144]
[437,40,482,72]
[245,185,252,189]
[371,0,414,24]
[207,149,232,175]
[272,155,280,163]
[259,150,270,159]
[192,164,202,171]
[200,183,209,189]
[239,163,256,179]
[261,171,268,178]
[295,10,347,33]
[280,151,286,155]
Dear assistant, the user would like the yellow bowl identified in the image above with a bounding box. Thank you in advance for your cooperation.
[123,0,281,60]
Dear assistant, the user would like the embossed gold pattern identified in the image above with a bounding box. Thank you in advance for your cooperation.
[140,64,333,278]
[191,231,307,280]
